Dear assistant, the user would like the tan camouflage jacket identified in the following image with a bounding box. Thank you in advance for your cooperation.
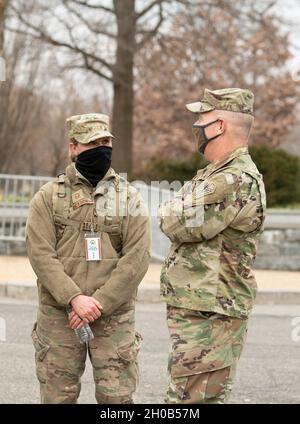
[159,147,266,319]
[26,164,151,316]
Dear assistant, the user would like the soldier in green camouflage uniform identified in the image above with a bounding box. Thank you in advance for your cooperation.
[26,114,151,404]
[158,88,266,404]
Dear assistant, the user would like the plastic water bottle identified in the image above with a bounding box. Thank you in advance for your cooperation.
[67,306,94,344]
[74,323,94,344]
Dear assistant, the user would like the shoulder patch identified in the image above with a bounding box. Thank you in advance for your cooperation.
[203,181,216,195]
[72,189,86,203]
[72,189,94,209]
[198,172,239,204]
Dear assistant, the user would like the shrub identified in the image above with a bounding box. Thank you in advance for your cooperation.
[134,145,300,208]
[133,154,208,184]
[249,145,300,207]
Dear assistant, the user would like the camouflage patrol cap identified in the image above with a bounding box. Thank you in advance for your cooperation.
[186,88,254,115]
[66,113,115,144]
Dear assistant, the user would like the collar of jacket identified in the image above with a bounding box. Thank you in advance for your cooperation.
[66,163,117,188]
[197,146,249,180]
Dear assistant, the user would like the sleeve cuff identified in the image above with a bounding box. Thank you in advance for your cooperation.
[92,292,115,316]
[66,290,82,307]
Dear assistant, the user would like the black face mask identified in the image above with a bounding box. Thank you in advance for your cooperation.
[192,119,221,154]
[75,146,112,187]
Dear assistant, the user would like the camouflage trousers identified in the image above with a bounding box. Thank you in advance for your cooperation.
[166,305,248,404]
[31,304,142,404]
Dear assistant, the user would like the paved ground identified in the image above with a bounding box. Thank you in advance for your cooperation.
[1,256,300,290]
[0,297,299,404]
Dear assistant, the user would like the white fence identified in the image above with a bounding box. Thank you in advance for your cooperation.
[0,174,172,260]
[1,174,300,263]
[0,174,50,241]
[132,182,173,261]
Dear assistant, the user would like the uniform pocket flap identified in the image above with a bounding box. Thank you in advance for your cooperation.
[170,343,234,378]
[117,331,143,363]
[31,323,50,362]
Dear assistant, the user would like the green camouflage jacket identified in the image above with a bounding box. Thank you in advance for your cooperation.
[159,147,266,319]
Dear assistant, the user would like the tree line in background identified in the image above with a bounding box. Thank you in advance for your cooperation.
[134,1,300,168]
[0,0,299,205]
[135,145,300,207]
[3,0,190,173]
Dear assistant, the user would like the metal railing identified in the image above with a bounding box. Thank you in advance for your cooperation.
[1,174,300,261]
[0,174,51,241]
[132,182,173,261]
[0,173,172,260]
[0,173,174,261]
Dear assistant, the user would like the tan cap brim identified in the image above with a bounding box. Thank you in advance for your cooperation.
[186,102,215,113]
[85,131,115,144]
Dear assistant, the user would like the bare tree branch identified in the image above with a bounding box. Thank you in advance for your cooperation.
[261,0,277,15]
[71,0,114,14]
[63,61,113,82]
[136,0,165,20]
[62,0,116,38]
[82,54,113,81]
[0,0,9,53]
[136,3,164,50]
[8,3,114,75]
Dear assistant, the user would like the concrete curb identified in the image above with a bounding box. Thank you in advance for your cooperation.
[0,281,38,300]
[1,281,300,305]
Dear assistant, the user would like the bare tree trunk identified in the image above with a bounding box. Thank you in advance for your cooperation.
[112,0,136,174]
[8,0,167,174]
[0,0,8,55]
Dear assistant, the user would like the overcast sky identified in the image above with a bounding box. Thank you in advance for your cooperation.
[277,0,300,48]
[273,0,300,79]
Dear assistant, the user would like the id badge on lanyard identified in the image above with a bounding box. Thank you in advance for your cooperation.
[85,232,101,262]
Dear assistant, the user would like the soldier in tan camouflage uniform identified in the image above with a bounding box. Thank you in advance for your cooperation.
[26,114,151,404]
[158,88,266,404]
